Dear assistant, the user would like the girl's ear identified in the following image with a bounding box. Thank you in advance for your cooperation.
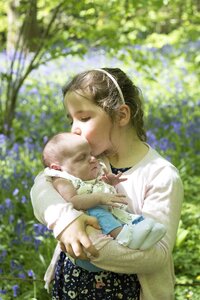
[118,104,131,126]
[50,163,61,171]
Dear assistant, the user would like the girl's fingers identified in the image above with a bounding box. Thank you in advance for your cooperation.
[80,235,99,258]
[65,243,77,258]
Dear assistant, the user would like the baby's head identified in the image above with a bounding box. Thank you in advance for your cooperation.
[42,132,101,180]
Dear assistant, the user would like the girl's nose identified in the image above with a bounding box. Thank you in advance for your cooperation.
[71,127,82,135]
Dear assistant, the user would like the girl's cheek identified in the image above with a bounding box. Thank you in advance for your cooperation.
[82,126,93,138]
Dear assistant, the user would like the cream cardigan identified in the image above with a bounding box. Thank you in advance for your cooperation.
[31,146,183,300]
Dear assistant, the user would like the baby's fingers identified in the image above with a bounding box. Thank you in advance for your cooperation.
[116,193,127,199]
[118,177,127,183]
[110,195,128,205]
[115,173,127,182]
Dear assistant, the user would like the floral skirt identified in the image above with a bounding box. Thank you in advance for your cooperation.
[52,252,140,300]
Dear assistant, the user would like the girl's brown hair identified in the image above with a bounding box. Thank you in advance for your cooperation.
[62,68,146,142]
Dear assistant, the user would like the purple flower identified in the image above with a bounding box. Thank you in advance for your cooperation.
[13,188,19,196]
[0,250,7,263]
[15,219,25,236]
[43,135,48,144]
[33,223,50,236]
[5,198,12,209]
[29,87,39,95]
[18,272,26,279]
[27,269,36,279]
[10,260,22,271]
[0,204,5,215]
[23,235,33,242]
[13,143,19,153]
[0,289,7,294]
[146,130,157,148]
[21,195,27,203]
[34,237,42,250]
[12,285,19,297]
[9,214,15,223]
[158,137,174,151]
[0,134,7,144]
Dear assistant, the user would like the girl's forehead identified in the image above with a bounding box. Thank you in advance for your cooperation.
[65,93,102,115]
[64,90,92,104]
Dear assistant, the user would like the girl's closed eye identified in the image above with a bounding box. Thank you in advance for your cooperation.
[80,117,90,122]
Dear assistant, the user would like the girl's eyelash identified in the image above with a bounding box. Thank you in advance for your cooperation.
[81,117,90,121]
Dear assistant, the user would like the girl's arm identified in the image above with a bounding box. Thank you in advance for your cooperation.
[52,177,127,210]
[59,165,183,274]
[91,166,183,273]
[30,171,100,259]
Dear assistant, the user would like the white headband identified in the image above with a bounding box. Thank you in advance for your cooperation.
[95,69,125,104]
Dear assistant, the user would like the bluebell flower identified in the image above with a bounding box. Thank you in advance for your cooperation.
[171,121,182,135]
[33,223,49,236]
[31,114,35,121]
[29,87,39,94]
[0,204,5,215]
[27,269,36,279]
[0,134,7,144]
[34,238,42,251]
[158,137,174,151]
[9,214,15,223]
[12,284,19,297]
[13,188,19,196]
[43,135,48,144]
[0,250,7,263]
[10,260,22,271]
[18,272,26,279]
[13,143,19,157]
[161,44,173,55]
[23,235,33,242]
[5,198,12,209]
[21,195,27,203]
[15,219,26,237]
[146,130,157,148]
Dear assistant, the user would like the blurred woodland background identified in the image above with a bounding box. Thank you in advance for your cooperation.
[0,0,199,299]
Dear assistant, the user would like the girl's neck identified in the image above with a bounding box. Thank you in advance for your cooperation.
[108,129,149,168]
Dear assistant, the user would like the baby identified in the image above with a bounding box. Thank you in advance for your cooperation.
[42,132,166,253]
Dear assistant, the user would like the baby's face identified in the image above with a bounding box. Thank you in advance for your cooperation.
[60,136,101,180]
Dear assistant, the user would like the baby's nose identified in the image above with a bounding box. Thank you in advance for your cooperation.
[90,156,97,163]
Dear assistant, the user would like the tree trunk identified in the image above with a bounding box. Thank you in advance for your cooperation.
[7,0,20,51]
[7,0,40,52]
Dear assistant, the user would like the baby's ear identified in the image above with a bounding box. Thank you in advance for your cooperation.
[50,163,61,171]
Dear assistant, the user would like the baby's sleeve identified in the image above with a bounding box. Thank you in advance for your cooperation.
[30,171,83,238]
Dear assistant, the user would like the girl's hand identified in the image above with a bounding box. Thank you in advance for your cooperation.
[101,170,127,186]
[99,193,128,207]
[57,214,100,260]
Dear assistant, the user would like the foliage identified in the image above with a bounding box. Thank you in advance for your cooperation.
[0,39,200,298]
[1,0,200,135]
[0,0,200,48]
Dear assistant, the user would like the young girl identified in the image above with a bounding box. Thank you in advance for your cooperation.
[31,68,183,300]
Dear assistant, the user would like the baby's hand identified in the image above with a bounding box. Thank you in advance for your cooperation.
[101,170,127,186]
[99,193,128,207]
